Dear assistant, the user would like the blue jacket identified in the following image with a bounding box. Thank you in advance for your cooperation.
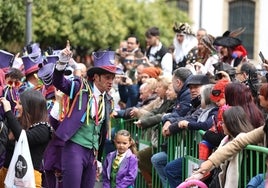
[162,83,191,124]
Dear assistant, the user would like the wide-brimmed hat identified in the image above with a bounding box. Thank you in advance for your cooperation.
[87,50,118,78]
[0,50,14,71]
[213,36,241,48]
[22,43,43,76]
[201,34,217,54]
[173,22,195,36]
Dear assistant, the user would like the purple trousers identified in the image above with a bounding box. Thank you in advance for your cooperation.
[61,141,97,188]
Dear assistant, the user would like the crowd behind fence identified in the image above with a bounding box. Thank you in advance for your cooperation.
[110,118,268,188]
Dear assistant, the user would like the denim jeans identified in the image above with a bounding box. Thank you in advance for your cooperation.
[151,151,168,188]
[165,157,183,188]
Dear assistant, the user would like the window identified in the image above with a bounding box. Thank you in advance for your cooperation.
[229,0,255,58]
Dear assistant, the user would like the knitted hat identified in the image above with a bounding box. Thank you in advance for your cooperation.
[141,67,161,79]
[210,79,230,102]
[187,74,209,87]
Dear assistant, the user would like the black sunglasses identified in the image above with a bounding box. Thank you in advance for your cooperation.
[212,89,221,97]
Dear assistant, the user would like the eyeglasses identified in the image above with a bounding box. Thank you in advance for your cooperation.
[211,89,221,97]
[235,72,243,75]
[124,59,134,64]
[7,80,21,87]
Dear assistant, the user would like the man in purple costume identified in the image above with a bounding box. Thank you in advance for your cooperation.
[49,43,118,188]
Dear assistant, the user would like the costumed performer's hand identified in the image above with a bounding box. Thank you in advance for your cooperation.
[0,97,11,112]
[69,58,78,70]
[56,40,73,71]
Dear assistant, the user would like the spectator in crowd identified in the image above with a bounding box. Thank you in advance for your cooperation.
[213,28,248,67]
[235,62,260,99]
[115,78,158,119]
[145,27,173,76]
[188,106,255,187]
[172,22,198,69]
[3,68,24,113]
[0,90,51,187]
[118,53,142,108]
[134,76,174,187]
[152,75,214,187]
[191,83,268,182]
[126,34,143,57]
[164,84,219,188]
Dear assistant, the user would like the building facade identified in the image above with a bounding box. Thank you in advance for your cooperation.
[172,0,268,62]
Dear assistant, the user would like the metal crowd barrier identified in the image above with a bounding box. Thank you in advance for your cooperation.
[110,118,268,188]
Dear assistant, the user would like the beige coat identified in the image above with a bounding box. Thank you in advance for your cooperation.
[208,126,265,167]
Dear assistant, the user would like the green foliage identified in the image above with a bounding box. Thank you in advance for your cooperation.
[0,0,190,54]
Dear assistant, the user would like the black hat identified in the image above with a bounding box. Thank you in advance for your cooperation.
[187,74,209,87]
[213,36,241,48]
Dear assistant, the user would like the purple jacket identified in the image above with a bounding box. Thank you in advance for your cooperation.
[52,69,112,143]
[102,149,138,188]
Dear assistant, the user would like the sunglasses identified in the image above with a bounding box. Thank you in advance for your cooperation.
[211,89,221,97]
[7,80,21,87]
[124,59,134,64]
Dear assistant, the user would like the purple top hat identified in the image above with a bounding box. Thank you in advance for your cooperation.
[22,43,44,76]
[21,56,41,76]
[87,50,118,77]
[0,50,14,70]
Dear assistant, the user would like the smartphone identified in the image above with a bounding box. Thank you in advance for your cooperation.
[259,51,266,64]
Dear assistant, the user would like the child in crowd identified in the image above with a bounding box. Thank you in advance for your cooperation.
[102,129,138,188]
[198,79,230,161]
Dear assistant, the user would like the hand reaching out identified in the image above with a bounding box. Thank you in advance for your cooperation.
[178,120,189,129]
[162,121,171,137]
[0,97,11,112]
